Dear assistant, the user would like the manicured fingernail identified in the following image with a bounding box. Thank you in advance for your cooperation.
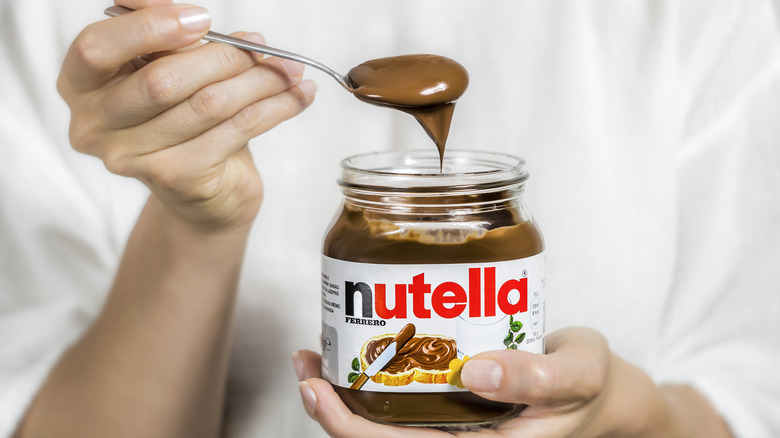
[461,359,502,392]
[292,351,304,381]
[298,381,317,416]
[280,58,305,77]
[179,7,211,33]
[298,80,318,98]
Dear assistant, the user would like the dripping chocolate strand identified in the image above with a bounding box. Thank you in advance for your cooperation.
[347,55,468,167]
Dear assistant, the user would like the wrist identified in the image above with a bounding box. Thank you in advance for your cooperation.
[145,157,264,237]
[134,196,253,285]
[146,194,256,240]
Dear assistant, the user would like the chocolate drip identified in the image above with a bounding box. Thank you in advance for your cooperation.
[348,55,468,164]
[365,336,456,374]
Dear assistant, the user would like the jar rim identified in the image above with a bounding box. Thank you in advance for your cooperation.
[339,149,528,191]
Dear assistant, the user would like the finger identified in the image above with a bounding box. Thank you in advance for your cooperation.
[113,80,316,180]
[169,79,317,163]
[100,32,274,130]
[117,1,211,61]
[299,378,446,438]
[59,4,211,96]
[96,78,315,181]
[70,32,272,156]
[460,328,609,406]
[293,350,323,381]
[148,31,267,62]
[117,54,306,149]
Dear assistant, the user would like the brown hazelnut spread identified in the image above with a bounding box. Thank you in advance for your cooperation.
[325,206,543,264]
[365,335,457,374]
[347,55,468,162]
[321,151,546,427]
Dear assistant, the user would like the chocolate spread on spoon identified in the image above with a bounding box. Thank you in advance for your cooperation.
[347,55,469,163]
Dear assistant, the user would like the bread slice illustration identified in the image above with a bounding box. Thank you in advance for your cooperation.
[359,333,457,386]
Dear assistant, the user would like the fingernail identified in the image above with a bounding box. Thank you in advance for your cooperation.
[242,32,266,45]
[298,80,318,98]
[298,381,317,416]
[461,359,502,392]
[280,58,305,77]
[179,7,211,33]
[292,351,304,381]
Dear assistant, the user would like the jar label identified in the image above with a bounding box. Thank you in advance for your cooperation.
[321,253,545,392]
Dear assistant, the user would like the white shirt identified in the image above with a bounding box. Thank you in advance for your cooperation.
[1,0,779,436]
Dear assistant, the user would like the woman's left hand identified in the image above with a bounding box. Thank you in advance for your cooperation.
[293,327,732,438]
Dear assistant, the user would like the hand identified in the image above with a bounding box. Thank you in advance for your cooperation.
[58,0,316,233]
[293,328,733,438]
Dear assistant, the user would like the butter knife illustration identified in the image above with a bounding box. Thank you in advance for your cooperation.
[350,323,416,390]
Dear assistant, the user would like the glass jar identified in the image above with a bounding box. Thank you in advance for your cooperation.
[320,150,545,427]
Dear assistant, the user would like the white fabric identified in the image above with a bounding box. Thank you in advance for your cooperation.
[1,0,779,437]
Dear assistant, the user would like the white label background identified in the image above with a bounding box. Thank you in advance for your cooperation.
[321,253,545,392]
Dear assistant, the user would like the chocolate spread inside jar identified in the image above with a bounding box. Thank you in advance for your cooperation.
[321,150,545,427]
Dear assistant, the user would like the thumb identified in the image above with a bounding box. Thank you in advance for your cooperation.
[460,327,610,405]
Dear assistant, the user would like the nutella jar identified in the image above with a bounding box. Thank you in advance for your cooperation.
[321,150,545,427]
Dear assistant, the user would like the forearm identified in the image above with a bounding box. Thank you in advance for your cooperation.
[18,196,249,438]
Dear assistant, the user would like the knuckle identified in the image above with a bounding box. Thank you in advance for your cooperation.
[101,147,135,177]
[140,65,180,105]
[229,90,307,137]
[576,330,610,399]
[56,72,71,101]
[216,45,246,71]
[139,156,180,193]
[72,29,105,71]
[525,361,555,400]
[231,102,264,135]
[261,60,296,87]
[579,354,609,400]
[276,88,309,119]
[579,367,606,400]
[149,168,180,193]
[68,114,100,155]
[188,86,228,122]
[133,15,161,45]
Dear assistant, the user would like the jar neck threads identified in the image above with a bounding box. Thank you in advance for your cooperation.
[339,150,529,216]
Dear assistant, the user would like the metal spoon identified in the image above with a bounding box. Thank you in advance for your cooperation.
[104,5,354,91]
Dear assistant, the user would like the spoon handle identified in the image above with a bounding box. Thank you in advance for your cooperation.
[104,6,352,90]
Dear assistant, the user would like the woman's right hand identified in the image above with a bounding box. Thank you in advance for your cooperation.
[58,0,316,233]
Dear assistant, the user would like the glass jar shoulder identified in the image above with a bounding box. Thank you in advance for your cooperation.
[323,204,544,264]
